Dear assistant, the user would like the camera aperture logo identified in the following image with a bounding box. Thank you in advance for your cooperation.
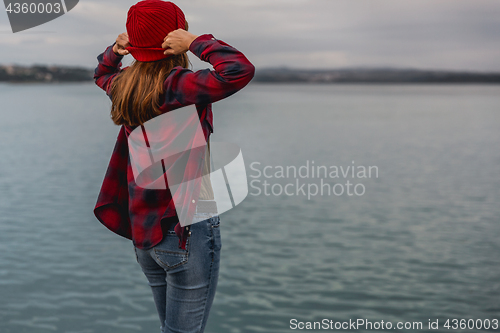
[4,0,79,33]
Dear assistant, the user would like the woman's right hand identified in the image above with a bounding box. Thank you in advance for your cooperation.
[162,29,199,56]
[113,33,130,56]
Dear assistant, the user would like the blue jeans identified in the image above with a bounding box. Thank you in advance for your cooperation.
[134,215,221,333]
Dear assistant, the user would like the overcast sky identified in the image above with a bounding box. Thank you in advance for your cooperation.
[1,0,499,71]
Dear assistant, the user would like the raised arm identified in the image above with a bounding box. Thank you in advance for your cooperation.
[94,31,255,104]
[94,33,131,97]
[163,33,255,107]
[94,44,124,97]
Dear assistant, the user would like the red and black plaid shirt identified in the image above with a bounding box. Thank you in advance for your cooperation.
[93,34,255,250]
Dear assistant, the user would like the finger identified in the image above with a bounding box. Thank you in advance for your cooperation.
[163,48,175,56]
[161,40,170,49]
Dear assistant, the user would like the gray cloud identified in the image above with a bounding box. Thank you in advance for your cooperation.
[0,0,499,71]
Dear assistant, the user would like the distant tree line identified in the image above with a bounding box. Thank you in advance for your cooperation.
[253,68,500,84]
[0,65,93,83]
[1,64,499,84]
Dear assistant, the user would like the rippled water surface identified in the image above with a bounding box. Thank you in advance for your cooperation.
[0,83,499,332]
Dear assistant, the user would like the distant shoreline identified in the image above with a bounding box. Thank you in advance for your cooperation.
[1,64,500,84]
[253,68,500,84]
[0,64,92,83]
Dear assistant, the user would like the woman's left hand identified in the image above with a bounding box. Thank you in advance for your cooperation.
[113,33,131,56]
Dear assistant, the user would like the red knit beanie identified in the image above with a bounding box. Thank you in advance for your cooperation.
[125,0,186,62]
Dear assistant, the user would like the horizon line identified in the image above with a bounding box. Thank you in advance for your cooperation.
[1,63,500,74]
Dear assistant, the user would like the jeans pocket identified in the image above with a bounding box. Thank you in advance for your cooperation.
[153,232,191,269]
[211,216,221,228]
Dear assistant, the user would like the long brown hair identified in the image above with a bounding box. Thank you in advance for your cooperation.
[110,21,191,126]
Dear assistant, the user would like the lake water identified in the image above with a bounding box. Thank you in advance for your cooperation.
[0,83,499,333]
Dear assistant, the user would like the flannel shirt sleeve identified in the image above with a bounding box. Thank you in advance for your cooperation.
[163,34,256,106]
[94,43,124,97]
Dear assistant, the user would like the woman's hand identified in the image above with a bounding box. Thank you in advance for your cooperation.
[112,33,130,56]
[162,29,199,56]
